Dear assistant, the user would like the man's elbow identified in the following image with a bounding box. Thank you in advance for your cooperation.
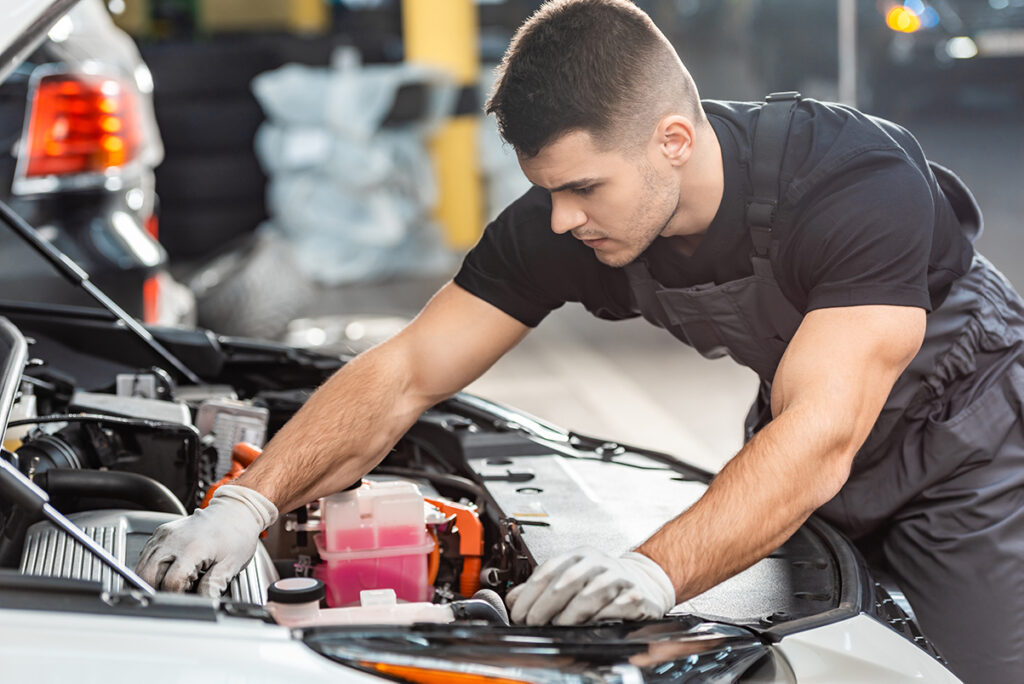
[813,444,857,511]
[777,403,862,512]
[804,423,864,512]
[380,334,458,418]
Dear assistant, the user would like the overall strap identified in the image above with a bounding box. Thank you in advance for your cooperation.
[747,91,801,277]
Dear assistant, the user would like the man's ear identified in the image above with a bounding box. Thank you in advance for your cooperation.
[653,115,696,166]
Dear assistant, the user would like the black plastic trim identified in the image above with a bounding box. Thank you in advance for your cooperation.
[763,517,871,640]
[35,469,187,516]
[0,569,218,621]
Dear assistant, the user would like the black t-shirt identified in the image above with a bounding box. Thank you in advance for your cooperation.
[454,98,973,328]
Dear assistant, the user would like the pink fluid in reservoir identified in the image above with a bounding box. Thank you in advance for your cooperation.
[329,525,425,552]
[315,529,433,608]
[328,526,375,551]
[318,553,431,607]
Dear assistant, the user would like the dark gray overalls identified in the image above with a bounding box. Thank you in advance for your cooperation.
[624,93,1024,683]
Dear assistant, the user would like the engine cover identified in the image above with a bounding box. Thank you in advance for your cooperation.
[19,510,277,603]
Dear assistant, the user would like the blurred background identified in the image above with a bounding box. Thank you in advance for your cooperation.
[2,0,1021,471]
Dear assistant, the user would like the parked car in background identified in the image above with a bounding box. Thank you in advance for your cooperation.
[0,0,193,326]
[753,0,1024,117]
[869,0,1024,111]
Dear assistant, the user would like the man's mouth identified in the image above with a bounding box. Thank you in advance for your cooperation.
[577,236,608,249]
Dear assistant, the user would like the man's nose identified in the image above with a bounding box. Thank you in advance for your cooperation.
[550,199,587,235]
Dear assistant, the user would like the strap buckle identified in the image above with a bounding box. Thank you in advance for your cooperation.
[746,199,776,231]
[765,91,801,102]
[748,223,773,259]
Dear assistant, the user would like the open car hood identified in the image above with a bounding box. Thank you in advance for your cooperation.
[0,0,80,85]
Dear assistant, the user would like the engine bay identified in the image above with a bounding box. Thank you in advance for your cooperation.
[0,304,848,631]
[0,364,538,613]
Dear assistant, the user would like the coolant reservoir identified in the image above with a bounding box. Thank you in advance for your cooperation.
[315,480,433,607]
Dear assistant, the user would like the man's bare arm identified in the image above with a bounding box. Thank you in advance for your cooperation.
[234,282,530,513]
[635,304,926,601]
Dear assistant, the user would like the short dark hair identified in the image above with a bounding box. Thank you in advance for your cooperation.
[486,0,702,158]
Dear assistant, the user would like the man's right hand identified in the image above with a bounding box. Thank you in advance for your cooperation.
[135,484,278,597]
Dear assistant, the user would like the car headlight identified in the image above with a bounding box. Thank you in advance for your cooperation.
[303,619,770,683]
[887,6,922,33]
[883,1,940,34]
[945,37,979,60]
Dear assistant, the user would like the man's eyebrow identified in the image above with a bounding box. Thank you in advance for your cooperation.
[544,178,601,193]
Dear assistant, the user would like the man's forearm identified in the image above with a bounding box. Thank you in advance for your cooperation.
[233,344,428,513]
[635,402,854,603]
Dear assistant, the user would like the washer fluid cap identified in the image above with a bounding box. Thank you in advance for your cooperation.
[268,577,326,604]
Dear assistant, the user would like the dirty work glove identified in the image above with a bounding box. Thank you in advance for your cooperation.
[505,546,676,626]
[135,484,278,597]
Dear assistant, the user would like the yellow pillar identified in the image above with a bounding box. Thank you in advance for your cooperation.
[402,0,483,250]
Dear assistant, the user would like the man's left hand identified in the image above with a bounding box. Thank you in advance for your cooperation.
[505,547,676,626]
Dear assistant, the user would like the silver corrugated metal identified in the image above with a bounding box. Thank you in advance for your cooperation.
[20,521,127,592]
[18,510,273,602]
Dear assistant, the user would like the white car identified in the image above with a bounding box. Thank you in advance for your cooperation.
[0,2,960,682]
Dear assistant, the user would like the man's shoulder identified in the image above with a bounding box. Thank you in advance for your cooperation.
[703,96,926,212]
[784,100,930,202]
[702,96,913,152]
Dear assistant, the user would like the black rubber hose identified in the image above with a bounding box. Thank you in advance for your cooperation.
[371,466,497,514]
[470,588,510,624]
[449,598,509,625]
[34,469,187,516]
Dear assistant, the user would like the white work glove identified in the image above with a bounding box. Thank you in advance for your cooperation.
[135,484,278,597]
[505,546,676,626]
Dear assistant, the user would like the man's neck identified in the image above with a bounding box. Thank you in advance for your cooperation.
[662,119,725,245]
[664,233,704,257]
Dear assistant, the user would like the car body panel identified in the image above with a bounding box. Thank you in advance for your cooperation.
[0,608,382,683]
[0,605,961,683]
[777,614,960,683]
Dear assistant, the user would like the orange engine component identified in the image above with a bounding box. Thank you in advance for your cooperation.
[200,442,262,508]
[425,497,484,596]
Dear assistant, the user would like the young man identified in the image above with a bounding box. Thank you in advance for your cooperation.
[136,2,1022,681]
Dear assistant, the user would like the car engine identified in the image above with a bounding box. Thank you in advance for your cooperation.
[0,354,539,615]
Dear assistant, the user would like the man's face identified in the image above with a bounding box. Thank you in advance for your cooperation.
[518,130,680,268]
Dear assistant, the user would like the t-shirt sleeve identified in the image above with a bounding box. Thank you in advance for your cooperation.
[785,153,935,313]
[454,186,601,327]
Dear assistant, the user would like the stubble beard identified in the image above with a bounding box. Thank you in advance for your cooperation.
[600,165,680,269]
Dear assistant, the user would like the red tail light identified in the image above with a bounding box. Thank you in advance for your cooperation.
[23,74,142,178]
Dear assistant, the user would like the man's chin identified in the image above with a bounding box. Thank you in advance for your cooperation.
[595,248,640,269]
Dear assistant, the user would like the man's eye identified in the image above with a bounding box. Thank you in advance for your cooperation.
[574,186,595,196]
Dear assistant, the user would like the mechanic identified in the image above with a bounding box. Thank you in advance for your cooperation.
[136,2,1023,681]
